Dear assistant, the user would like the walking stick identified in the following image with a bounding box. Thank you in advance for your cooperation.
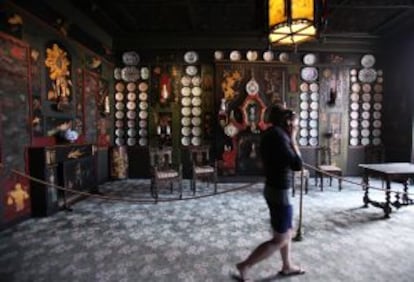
[293,169,304,241]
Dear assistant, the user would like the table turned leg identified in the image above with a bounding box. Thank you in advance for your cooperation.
[362,172,369,207]
[384,178,392,218]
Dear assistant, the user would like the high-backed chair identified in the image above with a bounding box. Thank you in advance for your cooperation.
[189,145,218,195]
[315,146,342,191]
[149,146,182,202]
[364,144,386,188]
[364,144,385,164]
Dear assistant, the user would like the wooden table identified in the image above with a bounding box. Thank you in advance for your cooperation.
[359,162,414,218]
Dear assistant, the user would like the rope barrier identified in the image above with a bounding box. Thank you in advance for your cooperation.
[0,162,259,204]
[1,161,413,205]
[303,163,414,196]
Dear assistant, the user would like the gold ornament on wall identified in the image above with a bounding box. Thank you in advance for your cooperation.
[45,43,72,109]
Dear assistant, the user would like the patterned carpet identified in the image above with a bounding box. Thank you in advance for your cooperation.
[1,177,414,282]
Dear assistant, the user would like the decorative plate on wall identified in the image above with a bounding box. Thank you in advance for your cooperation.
[246,50,258,61]
[139,120,147,128]
[361,54,376,68]
[192,86,202,96]
[230,50,241,61]
[309,138,318,146]
[127,111,137,119]
[127,92,137,101]
[115,102,125,110]
[140,67,150,80]
[192,107,202,116]
[373,138,381,145]
[181,137,190,146]
[191,137,201,146]
[350,129,359,138]
[246,78,259,95]
[351,83,361,92]
[139,92,148,101]
[121,66,140,82]
[115,111,125,119]
[299,120,308,127]
[138,82,149,92]
[139,101,148,110]
[373,103,382,111]
[214,50,224,60]
[181,87,191,96]
[181,107,191,116]
[114,68,122,80]
[128,120,136,128]
[115,82,125,92]
[127,138,136,146]
[373,111,382,119]
[362,93,371,102]
[192,76,201,86]
[139,138,148,146]
[122,51,140,66]
[350,111,359,119]
[181,97,191,107]
[361,138,370,146]
[181,117,191,127]
[350,138,359,146]
[350,120,358,128]
[300,67,318,82]
[185,65,198,76]
[350,93,359,102]
[127,128,137,137]
[181,76,191,86]
[115,92,124,101]
[127,82,136,92]
[126,101,136,110]
[303,53,316,65]
[191,117,201,126]
[309,120,318,128]
[138,111,147,119]
[358,68,377,83]
[192,97,202,106]
[350,102,359,111]
[300,92,309,101]
[309,111,318,119]
[263,50,274,61]
[362,111,370,119]
[192,127,202,136]
[181,126,191,136]
[279,52,289,63]
[184,51,199,64]
[309,83,319,92]
[299,82,309,92]
[115,120,124,128]
[362,83,372,93]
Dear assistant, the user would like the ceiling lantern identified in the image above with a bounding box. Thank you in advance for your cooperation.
[268,0,325,45]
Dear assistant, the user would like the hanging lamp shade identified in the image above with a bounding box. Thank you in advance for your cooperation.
[269,0,324,45]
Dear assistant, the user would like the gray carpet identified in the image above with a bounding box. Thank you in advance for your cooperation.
[1,177,414,282]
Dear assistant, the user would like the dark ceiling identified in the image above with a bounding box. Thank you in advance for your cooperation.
[67,0,414,51]
[12,0,414,52]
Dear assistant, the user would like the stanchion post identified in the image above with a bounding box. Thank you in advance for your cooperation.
[293,169,304,241]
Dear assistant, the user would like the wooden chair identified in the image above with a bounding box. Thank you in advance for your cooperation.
[149,147,182,202]
[292,168,310,197]
[315,146,342,191]
[189,145,218,195]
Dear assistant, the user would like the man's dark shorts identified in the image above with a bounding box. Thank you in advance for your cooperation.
[265,200,293,233]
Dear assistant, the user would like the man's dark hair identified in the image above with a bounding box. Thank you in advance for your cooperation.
[268,105,294,126]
